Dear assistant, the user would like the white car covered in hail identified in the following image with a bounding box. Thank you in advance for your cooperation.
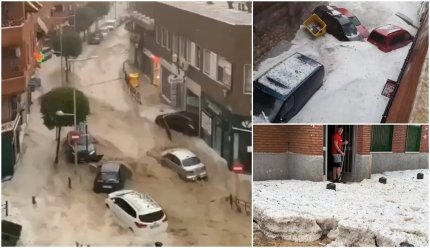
[105,190,168,234]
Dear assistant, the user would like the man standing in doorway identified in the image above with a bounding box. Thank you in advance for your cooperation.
[332,126,348,182]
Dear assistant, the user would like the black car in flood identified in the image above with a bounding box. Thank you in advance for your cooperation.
[93,162,131,194]
[253,53,325,123]
[313,5,361,41]
[64,131,103,163]
[155,111,199,136]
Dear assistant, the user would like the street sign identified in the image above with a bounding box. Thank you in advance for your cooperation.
[168,74,184,85]
[381,79,397,98]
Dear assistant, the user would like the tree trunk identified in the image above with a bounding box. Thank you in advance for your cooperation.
[65,56,69,82]
[54,126,62,164]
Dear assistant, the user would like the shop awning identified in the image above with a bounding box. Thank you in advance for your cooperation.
[37,17,49,34]
[25,1,39,12]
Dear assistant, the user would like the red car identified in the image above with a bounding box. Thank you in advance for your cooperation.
[331,6,369,38]
[367,24,414,52]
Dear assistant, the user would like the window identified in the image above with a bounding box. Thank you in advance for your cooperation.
[171,155,181,166]
[233,133,239,160]
[160,27,165,47]
[139,210,165,222]
[186,40,191,63]
[405,125,421,152]
[54,4,63,12]
[179,37,185,59]
[244,64,251,93]
[216,55,232,89]
[113,198,136,218]
[155,26,160,44]
[182,157,201,167]
[166,30,171,51]
[172,34,178,55]
[203,49,211,75]
[371,125,393,152]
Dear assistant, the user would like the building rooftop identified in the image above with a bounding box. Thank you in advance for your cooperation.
[163,1,252,26]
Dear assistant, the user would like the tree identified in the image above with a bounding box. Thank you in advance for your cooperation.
[52,27,83,82]
[40,87,90,164]
[87,2,110,29]
[75,6,97,38]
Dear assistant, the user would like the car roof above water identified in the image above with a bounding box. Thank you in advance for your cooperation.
[120,190,162,215]
[164,148,197,161]
[101,162,120,173]
[255,53,323,100]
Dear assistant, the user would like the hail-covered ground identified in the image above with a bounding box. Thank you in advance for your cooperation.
[254,169,429,247]
[253,1,422,123]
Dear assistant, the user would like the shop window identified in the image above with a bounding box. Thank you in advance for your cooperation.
[371,125,393,152]
[405,125,421,152]
[217,56,232,89]
[166,31,171,51]
[160,27,165,47]
[179,37,186,59]
[244,64,251,94]
[186,40,191,63]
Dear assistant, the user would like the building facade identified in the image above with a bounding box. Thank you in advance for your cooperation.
[127,2,252,173]
[254,125,429,182]
[1,1,73,181]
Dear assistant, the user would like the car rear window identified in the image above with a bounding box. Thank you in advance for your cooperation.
[139,210,165,223]
[182,157,201,167]
[102,172,119,182]
[369,32,386,44]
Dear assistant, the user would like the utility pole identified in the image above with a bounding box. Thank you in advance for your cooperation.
[60,26,63,86]
[73,87,77,174]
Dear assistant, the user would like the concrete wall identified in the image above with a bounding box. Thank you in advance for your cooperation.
[354,154,372,181]
[286,152,324,181]
[253,152,324,181]
[253,153,288,181]
[372,153,429,173]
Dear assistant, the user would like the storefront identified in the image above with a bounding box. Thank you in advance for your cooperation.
[160,59,185,109]
[231,115,252,174]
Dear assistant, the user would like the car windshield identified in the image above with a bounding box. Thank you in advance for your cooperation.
[349,16,361,26]
[101,172,119,182]
[182,157,201,167]
[369,32,387,44]
[139,210,165,223]
[253,88,284,122]
[342,23,358,37]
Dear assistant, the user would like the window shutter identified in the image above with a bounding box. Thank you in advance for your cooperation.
[371,125,393,152]
[406,126,421,152]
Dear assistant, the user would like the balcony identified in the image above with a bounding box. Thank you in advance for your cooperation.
[2,19,25,47]
[2,58,26,96]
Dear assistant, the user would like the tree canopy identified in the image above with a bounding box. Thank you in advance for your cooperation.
[75,6,97,32]
[52,28,83,58]
[87,2,110,18]
[40,87,90,129]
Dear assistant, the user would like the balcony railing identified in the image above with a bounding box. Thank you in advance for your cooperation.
[1,17,25,28]
[2,58,24,79]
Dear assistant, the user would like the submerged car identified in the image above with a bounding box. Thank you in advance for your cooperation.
[88,32,102,45]
[64,130,103,163]
[313,5,361,41]
[253,53,325,123]
[155,111,199,136]
[160,148,208,181]
[105,190,168,234]
[93,162,132,194]
[367,24,414,52]
[332,6,369,38]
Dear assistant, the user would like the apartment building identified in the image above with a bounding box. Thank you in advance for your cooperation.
[254,125,429,182]
[126,2,252,173]
[1,1,73,181]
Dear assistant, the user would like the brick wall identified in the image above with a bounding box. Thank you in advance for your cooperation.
[356,125,372,155]
[253,125,323,155]
[420,125,429,153]
[286,125,323,155]
[253,125,288,153]
[392,125,407,153]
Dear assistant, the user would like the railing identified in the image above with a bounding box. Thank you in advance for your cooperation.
[1,18,25,28]
[2,201,8,217]
[2,59,24,79]
[225,194,251,216]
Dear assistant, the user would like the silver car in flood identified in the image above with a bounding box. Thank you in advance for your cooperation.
[160,148,208,181]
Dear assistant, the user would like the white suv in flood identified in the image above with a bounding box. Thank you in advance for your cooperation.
[105,190,168,234]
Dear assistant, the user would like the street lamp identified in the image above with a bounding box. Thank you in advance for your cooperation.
[55,88,77,174]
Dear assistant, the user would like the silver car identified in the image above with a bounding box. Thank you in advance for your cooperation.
[160,148,208,181]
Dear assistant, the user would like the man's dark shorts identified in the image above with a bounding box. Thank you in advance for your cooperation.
[332,154,342,167]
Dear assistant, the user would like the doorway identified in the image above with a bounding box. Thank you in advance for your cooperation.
[326,125,355,182]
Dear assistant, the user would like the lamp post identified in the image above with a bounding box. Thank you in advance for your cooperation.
[56,87,77,174]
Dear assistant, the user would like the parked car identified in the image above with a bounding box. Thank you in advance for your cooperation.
[88,32,102,45]
[367,24,414,52]
[160,148,208,181]
[105,190,168,234]
[104,19,118,27]
[253,53,325,123]
[98,27,109,38]
[331,6,369,38]
[313,5,361,41]
[155,111,199,136]
[93,162,132,194]
[64,131,103,163]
